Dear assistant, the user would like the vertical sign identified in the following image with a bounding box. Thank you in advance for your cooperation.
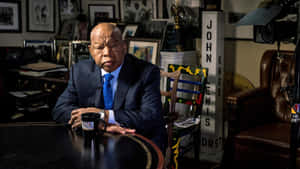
[200,11,224,163]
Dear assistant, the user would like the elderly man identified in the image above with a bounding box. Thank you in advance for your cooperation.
[52,23,166,151]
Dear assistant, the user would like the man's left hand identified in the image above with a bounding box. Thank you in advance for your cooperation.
[105,124,135,134]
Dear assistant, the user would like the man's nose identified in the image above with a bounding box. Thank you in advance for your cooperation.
[103,46,112,56]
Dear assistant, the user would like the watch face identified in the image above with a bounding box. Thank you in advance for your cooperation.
[99,111,105,119]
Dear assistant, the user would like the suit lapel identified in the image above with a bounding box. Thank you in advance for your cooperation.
[89,63,104,108]
[114,55,134,110]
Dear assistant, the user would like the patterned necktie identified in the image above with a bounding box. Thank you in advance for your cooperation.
[103,73,113,109]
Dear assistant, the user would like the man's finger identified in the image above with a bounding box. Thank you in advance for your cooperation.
[106,126,135,134]
[106,125,125,134]
[71,109,81,115]
[124,128,135,133]
[72,121,81,129]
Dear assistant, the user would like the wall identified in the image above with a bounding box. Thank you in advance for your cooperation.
[0,0,120,47]
[0,0,296,87]
[0,1,58,47]
[224,40,295,87]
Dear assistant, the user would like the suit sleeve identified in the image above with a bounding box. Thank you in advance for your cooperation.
[115,66,164,136]
[52,67,80,123]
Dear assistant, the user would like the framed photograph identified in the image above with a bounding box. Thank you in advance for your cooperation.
[122,24,138,39]
[27,0,55,32]
[56,44,69,68]
[54,39,69,59]
[222,0,261,39]
[135,20,168,39]
[127,38,161,64]
[69,40,91,69]
[57,19,77,40]
[120,0,156,23]
[0,1,21,32]
[24,40,55,62]
[58,0,81,23]
[88,4,115,27]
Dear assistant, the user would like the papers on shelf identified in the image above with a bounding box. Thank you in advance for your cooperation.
[17,61,67,77]
[9,90,43,98]
[9,91,27,98]
[18,67,68,77]
[174,117,200,128]
[20,61,65,71]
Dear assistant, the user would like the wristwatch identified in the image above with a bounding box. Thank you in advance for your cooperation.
[98,110,109,123]
[98,111,105,120]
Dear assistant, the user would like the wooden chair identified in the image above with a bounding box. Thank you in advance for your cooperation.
[160,68,181,169]
[161,64,208,169]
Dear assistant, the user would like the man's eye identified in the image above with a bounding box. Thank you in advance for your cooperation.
[94,46,104,50]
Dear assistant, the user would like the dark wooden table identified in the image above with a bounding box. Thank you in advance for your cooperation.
[0,122,164,169]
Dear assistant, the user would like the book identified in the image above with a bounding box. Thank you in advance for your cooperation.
[20,61,65,72]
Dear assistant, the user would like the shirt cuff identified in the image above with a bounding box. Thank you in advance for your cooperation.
[108,110,119,125]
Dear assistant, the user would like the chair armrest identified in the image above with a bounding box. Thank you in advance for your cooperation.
[226,87,275,133]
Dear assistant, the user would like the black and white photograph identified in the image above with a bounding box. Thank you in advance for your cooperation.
[24,40,55,62]
[120,0,155,23]
[57,45,69,67]
[58,0,81,23]
[88,4,115,27]
[122,24,138,39]
[134,20,168,39]
[27,0,55,32]
[0,1,21,32]
[57,19,77,40]
[68,40,90,69]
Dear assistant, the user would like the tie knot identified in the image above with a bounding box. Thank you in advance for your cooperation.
[104,73,113,81]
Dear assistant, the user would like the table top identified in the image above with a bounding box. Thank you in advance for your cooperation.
[0,122,164,169]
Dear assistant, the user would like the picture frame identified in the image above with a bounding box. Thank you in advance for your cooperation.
[0,1,22,32]
[24,40,55,62]
[120,0,156,23]
[58,0,81,23]
[57,19,77,40]
[88,4,115,27]
[56,44,69,68]
[27,0,55,32]
[222,0,261,40]
[54,39,69,60]
[69,40,91,69]
[122,24,138,39]
[127,38,161,64]
[134,20,168,39]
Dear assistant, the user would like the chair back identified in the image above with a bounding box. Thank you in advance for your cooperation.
[161,64,207,169]
[160,68,180,169]
[260,50,295,122]
[168,64,208,119]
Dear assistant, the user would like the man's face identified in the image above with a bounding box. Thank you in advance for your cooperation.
[89,25,127,72]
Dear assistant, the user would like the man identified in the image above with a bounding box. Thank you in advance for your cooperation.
[52,23,166,151]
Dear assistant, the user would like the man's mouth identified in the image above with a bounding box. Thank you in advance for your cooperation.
[103,61,113,66]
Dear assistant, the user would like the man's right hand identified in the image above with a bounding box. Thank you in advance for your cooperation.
[68,107,102,129]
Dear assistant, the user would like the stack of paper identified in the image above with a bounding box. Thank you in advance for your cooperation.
[174,117,200,128]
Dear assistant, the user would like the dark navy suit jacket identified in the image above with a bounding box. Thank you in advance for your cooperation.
[52,54,167,151]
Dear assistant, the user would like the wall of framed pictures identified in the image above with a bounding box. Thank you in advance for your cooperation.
[0,0,296,88]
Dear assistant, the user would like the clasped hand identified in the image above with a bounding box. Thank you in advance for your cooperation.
[68,107,135,134]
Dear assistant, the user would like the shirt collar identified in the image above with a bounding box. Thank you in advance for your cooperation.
[101,63,123,79]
